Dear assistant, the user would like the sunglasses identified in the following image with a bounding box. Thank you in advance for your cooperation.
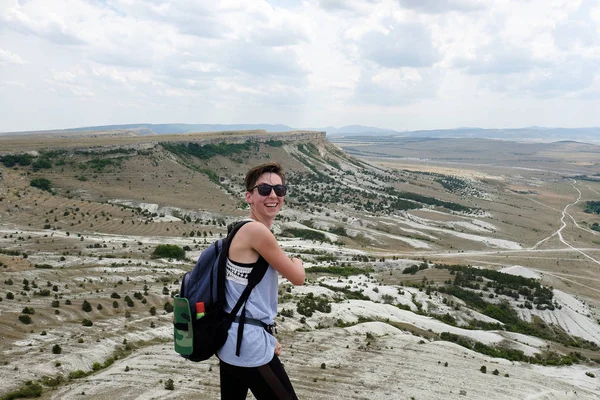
[251,183,288,197]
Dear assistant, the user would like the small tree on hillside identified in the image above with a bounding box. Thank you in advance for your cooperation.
[151,244,186,260]
[82,300,92,312]
[30,178,52,192]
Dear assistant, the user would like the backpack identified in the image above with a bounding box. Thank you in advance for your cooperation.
[173,220,269,362]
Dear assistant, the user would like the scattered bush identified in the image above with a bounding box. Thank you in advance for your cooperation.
[297,293,331,317]
[69,370,87,379]
[32,158,52,170]
[151,244,186,260]
[81,300,92,312]
[480,365,487,373]
[18,314,32,324]
[164,378,175,390]
[281,228,331,243]
[52,344,62,354]
[309,265,373,277]
[30,178,52,192]
[280,308,294,318]
[40,374,63,387]
[1,380,42,399]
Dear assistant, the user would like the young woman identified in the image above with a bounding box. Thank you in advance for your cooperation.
[217,162,305,400]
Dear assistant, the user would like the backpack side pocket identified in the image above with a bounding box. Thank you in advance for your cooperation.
[173,295,193,356]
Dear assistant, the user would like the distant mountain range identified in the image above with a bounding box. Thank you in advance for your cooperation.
[3,123,600,143]
[4,123,296,135]
[323,125,600,143]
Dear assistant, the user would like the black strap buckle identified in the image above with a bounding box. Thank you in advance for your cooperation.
[265,323,277,335]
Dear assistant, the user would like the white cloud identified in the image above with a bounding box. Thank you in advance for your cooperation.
[0,48,25,64]
[1,0,600,131]
[1,0,89,45]
[356,21,440,68]
[354,67,440,105]
[397,0,486,14]
[454,42,548,75]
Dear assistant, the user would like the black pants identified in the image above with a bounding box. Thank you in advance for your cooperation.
[220,355,298,400]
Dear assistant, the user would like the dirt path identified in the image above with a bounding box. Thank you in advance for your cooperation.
[525,180,600,268]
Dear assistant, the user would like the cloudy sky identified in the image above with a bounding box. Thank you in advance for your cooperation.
[1,0,599,132]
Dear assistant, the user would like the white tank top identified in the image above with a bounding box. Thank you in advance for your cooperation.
[216,257,278,367]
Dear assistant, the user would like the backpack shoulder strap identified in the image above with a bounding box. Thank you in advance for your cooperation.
[227,256,269,319]
[216,220,255,304]
[230,256,269,356]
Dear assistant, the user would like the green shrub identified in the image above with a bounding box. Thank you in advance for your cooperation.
[18,314,32,324]
[297,293,331,317]
[584,201,600,214]
[480,365,487,373]
[280,308,294,317]
[30,178,52,192]
[32,158,52,170]
[1,380,42,400]
[40,374,63,387]
[164,378,174,390]
[82,319,93,327]
[0,153,33,167]
[281,228,330,243]
[52,344,62,354]
[329,226,348,236]
[68,370,87,379]
[151,244,186,260]
[81,300,92,312]
[309,265,373,277]
[161,141,258,160]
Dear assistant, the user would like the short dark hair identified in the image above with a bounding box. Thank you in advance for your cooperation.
[245,162,285,191]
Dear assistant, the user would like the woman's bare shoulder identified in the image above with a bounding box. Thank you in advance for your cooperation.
[240,220,271,236]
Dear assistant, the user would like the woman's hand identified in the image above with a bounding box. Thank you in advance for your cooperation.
[274,341,282,356]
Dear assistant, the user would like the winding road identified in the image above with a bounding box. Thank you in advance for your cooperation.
[530,180,600,267]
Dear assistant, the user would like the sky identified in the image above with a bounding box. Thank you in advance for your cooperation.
[1,0,600,133]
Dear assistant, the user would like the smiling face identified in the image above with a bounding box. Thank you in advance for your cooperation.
[246,172,285,226]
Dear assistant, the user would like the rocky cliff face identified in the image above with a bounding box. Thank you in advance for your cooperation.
[67,130,326,154]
